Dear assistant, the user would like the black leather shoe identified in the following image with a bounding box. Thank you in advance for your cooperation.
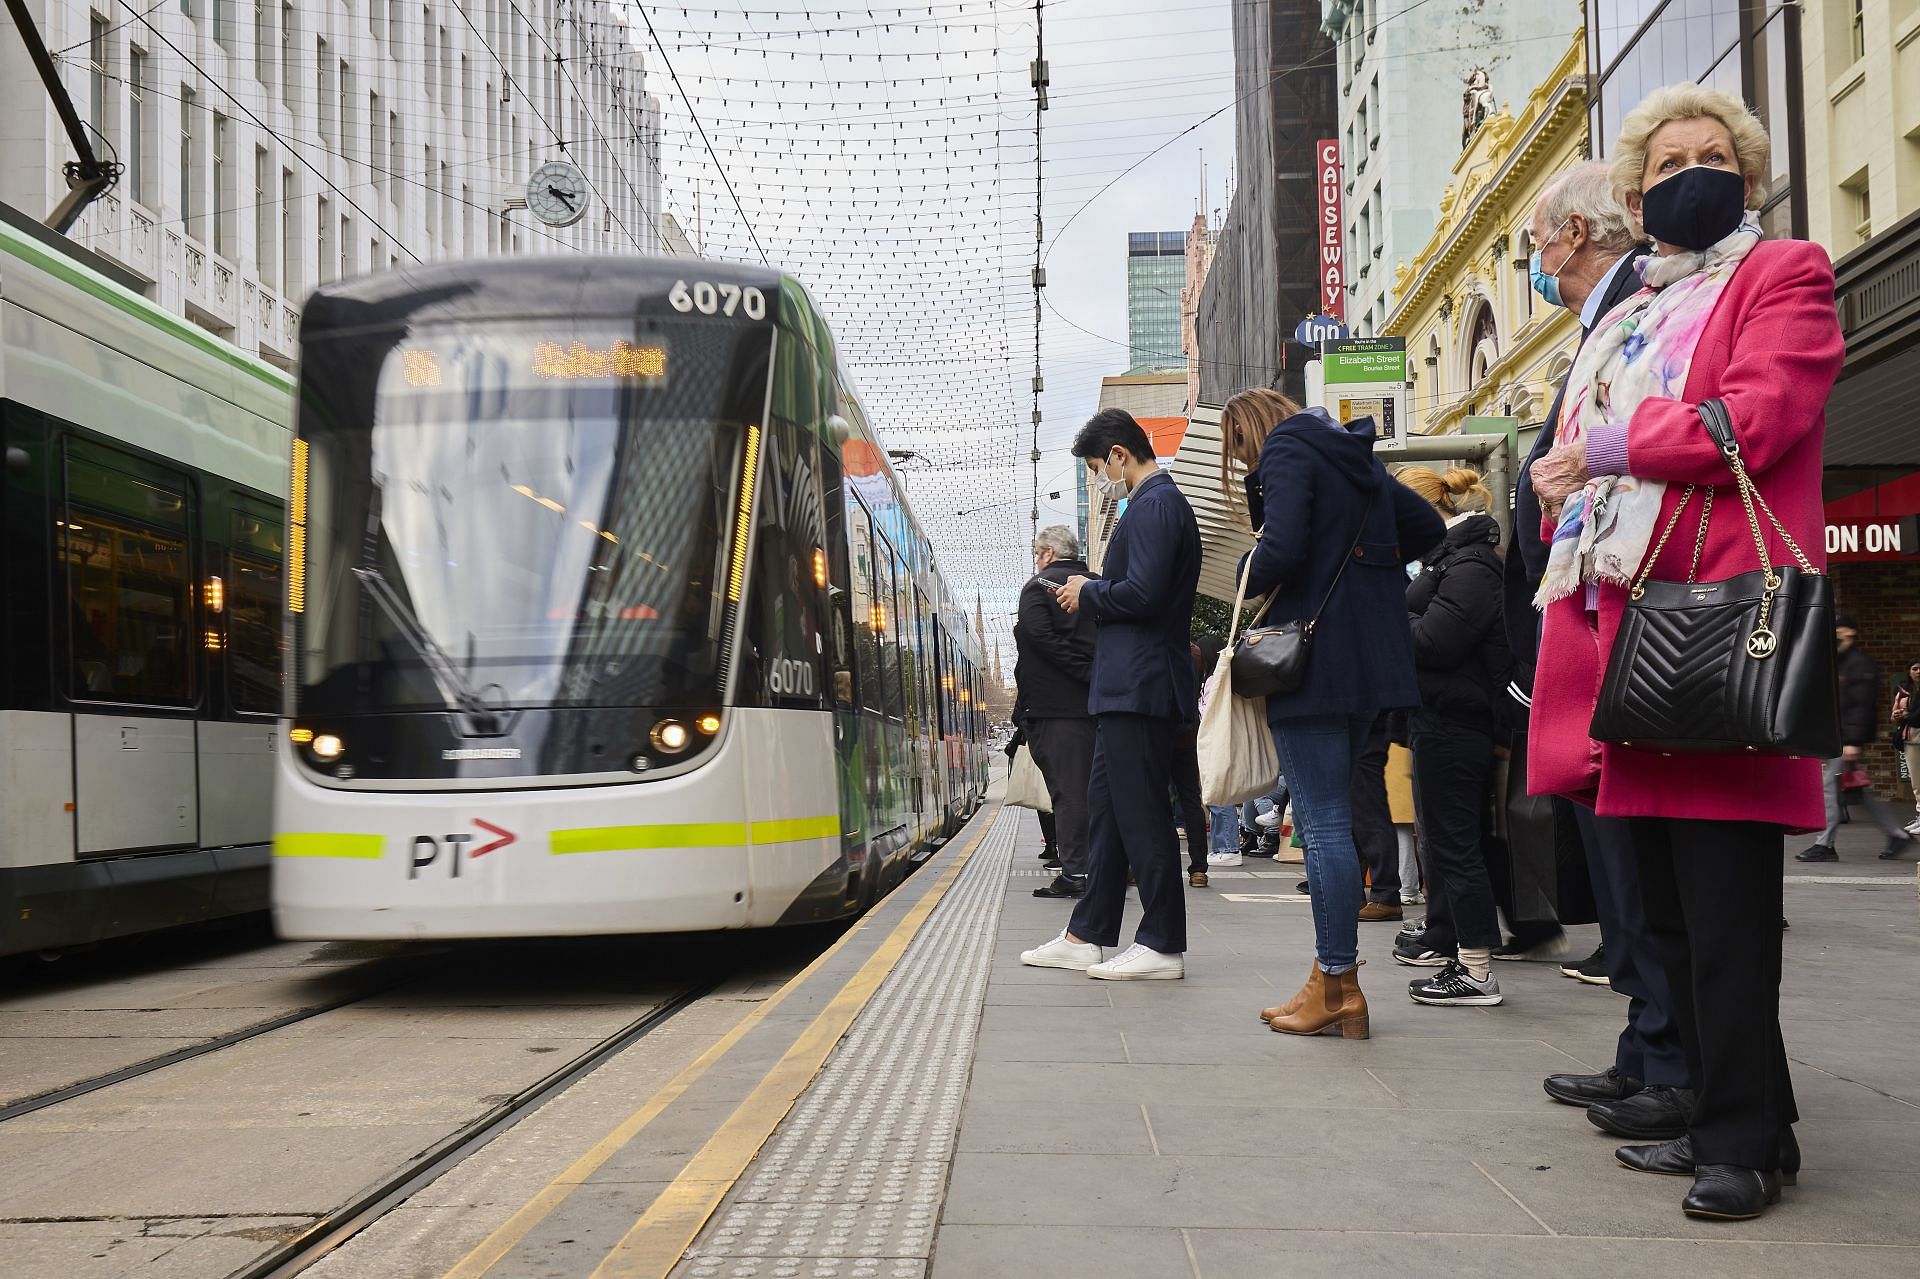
[1682,1165,1781,1221]
[1032,875,1085,899]
[1544,1066,1644,1108]
[1588,1085,1694,1140]
[1795,843,1838,862]
[1617,1134,1694,1176]
[1615,1130,1799,1186]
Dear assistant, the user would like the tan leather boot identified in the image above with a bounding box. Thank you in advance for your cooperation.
[1268,965,1370,1039]
[1258,961,1321,1023]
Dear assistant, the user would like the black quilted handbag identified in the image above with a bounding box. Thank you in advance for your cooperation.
[1590,400,1840,759]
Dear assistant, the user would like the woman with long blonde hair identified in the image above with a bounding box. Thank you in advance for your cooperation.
[1223,389,1443,1039]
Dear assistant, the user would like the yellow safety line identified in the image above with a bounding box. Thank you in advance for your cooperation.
[272,833,383,859]
[748,815,841,844]
[550,823,749,854]
[441,806,997,1279]
[587,818,990,1279]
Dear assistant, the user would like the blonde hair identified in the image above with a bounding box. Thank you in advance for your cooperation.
[1609,82,1771,211]
[1219,388,1302,529]
[1397,465,1490,518]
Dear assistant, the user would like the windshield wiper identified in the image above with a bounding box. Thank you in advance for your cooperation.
[351,566,504,729]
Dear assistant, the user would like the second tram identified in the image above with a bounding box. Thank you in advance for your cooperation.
[272,257,989,938]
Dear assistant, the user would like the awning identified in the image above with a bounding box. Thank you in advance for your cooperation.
[1168,404,1255,603]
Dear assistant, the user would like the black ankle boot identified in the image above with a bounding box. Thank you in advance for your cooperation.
[1682,1165,1780,1220]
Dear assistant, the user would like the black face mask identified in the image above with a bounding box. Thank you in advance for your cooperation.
[1640,164,1747,251]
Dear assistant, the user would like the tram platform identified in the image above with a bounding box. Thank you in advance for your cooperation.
[304,799,1920,1279]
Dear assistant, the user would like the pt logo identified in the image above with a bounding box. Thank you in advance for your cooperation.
[409,820,516,878]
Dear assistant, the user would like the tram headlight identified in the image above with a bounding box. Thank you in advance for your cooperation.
[650,719,691,754]
[696,714,722,736]
[310,733,345,760]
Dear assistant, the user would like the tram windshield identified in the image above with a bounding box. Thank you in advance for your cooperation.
[295,319,772,716]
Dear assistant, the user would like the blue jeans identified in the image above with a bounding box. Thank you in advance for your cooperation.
[1208,806,1240,853]
[1271,713,1373,974]
[1239,779,1288,833]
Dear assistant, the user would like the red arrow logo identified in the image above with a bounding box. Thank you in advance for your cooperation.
[471,819,517,858]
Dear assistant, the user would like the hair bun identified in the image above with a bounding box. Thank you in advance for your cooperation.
[1441,466,1481,494]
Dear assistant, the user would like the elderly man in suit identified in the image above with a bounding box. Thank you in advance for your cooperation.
[1508,162,1693,1144]
[1020,409,1201,981]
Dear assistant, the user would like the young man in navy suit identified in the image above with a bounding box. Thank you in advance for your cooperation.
[1020,410,1201,980]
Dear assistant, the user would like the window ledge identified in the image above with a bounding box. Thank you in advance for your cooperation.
[1900,12,1920,50]
[1829,60,1867,106]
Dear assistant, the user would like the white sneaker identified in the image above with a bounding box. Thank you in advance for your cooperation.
[1400,892,1426,906]
[1254,808,1282,829]
[1207,850,1243,867]
[1906,819,1920,837]
[1021,930,1104,971]
[1086,942,1184,981]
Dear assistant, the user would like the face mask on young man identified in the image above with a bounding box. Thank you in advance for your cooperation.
[1090,450,1129,499]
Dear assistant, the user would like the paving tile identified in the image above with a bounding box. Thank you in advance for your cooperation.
[955,1100,1155,1157]
[941,1151,1545,1234]
[929,1224,1193,1279]
[963,1059,1399,1107]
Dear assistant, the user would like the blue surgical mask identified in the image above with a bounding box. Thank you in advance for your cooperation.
[1529,216,1574,308]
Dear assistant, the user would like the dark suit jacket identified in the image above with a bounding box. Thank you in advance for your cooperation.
[1078,471,1202,723]
[1503,246,1651,663]
[1012,557,1097,721]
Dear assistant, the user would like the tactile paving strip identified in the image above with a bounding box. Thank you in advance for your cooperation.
[673,807,1021,1279]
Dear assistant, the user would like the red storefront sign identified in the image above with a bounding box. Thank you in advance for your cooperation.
[1824,471,1920,563]
[1317,138,1344,322]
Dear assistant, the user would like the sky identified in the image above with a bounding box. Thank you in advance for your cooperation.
[618,0,1237,674]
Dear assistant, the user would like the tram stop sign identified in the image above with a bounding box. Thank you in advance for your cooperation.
[1294,314,1350,347]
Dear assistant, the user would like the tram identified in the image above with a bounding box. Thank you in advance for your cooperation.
[0,214,292,958]
[271,257,990,939]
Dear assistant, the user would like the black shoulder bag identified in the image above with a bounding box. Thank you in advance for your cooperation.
[1590,399,1840,759]
[1229,489,1377,700]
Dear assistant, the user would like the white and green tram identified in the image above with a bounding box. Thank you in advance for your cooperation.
[0,214,292,957]
[271,257,989,938]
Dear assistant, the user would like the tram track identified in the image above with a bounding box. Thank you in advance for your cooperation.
[227,977,718,1279]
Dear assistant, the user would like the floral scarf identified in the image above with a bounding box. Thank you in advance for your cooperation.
[1534,216,1763,606]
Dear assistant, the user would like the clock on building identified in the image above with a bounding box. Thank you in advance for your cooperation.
[527,160,589,228]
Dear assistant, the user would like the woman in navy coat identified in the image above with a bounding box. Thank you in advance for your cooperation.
[1223,389,1444,1039]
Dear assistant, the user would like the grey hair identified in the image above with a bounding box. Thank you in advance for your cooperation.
[1034,524,1080,561]
[1538,161,1640,255]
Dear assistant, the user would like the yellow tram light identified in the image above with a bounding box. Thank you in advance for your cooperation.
[204,576,225,613]
[288,439,309,613]
[289,728,315,744]
[725,424,762,604]
[696,714,722,735]
[203,629,223,651]
[812,546,828,590]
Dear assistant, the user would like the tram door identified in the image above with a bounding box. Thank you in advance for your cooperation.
[61,444,199,855]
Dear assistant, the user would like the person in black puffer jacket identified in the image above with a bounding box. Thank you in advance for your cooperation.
[1798,617,1917,862]
[1398,466,1512,1008]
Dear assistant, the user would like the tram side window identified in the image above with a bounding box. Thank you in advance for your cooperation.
[742,415,827,709]
[819,447,855,711]
[875,539,906,722]
[227,506,285,715]
[847,496,884,716]
[62,451,195,705]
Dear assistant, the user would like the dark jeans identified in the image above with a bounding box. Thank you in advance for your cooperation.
[1069,714,1185,953]
[1171,727,1206,873]
[1350,713,1399,902]
[1408,711,1502,950]
[1574,807,1687,1085]
[1025,717,1095,881]
[1630,818,1797,1169]
[1271,713,1373,973]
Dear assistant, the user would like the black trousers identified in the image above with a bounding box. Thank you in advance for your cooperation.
[1070,714,1185,954]
[1350,713,1399,902]
[1025,717,1095,880]
[1630,818,1797,1169]
[1170,726,1206,873]
[1575,807,1688,1087]
[1408,711,1502,950]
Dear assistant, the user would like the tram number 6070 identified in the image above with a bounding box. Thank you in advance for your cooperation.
[669,279,766,320]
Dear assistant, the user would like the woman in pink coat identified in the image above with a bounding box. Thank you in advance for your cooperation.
[1529,83,1843,1223]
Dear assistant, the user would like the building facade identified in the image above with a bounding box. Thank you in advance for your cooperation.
[1,0,665,367]
[1193,0,1337,406]
[1180,209,1217,413]
[1126,230,1188,372]
[1385,32,1590,454]
[1320,0,1578,340]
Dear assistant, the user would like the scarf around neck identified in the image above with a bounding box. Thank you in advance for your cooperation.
[1534,216,1763,607]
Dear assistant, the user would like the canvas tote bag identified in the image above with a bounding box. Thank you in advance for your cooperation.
[1198,553,1280,806]
[1005,744,1053,812]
